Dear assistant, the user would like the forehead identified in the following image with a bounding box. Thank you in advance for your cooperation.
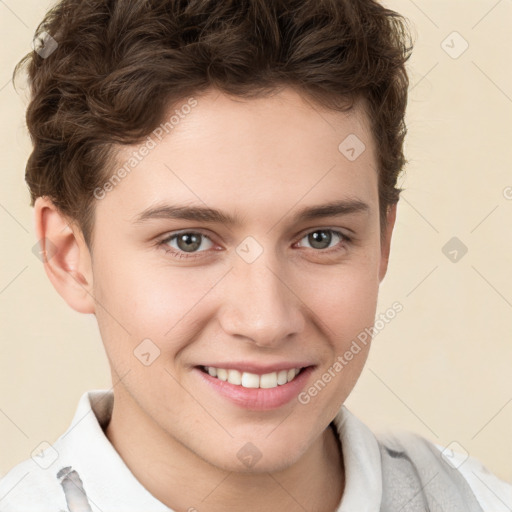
[97,87,378,227]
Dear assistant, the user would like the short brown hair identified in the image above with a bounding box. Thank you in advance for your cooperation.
[13,0,414,248]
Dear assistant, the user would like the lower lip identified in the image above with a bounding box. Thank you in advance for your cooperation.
[193,366,315,411]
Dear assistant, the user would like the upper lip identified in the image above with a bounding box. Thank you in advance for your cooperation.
[196,362,315,375]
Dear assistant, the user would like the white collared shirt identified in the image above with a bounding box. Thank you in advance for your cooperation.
[1,389,511,511]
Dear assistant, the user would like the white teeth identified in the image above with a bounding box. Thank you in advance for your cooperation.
[277,370,288,385]
[259,372,277,388]
[227,369,242,385]
[241,372,260,388]
[203,366,303,388]
[216,368,228,381]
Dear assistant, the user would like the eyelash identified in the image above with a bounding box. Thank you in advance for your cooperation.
[157,228,352,260]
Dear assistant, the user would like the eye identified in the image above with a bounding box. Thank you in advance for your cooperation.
[159,231,215,259]
[158,228,351,261]
[296,229,350,252]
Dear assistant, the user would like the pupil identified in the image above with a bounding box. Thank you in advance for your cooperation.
[310,230,331,249]
[178,233,201,252]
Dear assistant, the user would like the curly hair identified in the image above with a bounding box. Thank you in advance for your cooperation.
[13,0,414,248]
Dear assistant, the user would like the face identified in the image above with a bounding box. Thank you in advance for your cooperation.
[89,87,393,473]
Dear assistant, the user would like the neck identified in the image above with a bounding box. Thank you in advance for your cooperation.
[104,392,345,512]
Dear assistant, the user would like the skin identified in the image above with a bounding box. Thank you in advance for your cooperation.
[35,86,396,512]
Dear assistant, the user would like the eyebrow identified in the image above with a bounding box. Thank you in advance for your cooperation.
[133,198,370,226]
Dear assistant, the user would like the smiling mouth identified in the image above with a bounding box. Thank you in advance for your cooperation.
[198,365,307,389]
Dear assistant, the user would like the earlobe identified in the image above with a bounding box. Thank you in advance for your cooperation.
[34,197,95,314]
[379,202,397,283]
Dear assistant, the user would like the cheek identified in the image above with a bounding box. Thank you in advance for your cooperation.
[303,255,381,341]
[92,253,226,364]
[95,249,205,326]
[303,267,379,399]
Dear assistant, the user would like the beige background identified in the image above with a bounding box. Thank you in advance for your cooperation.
[1,0,511,483]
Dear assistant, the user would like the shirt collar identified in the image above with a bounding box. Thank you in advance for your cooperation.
[331,404,383,511]
[55,388,171,510]
[60,389,382,511]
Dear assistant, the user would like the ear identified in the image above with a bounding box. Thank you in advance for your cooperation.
[378,202,397,283]
[33,196,95,314]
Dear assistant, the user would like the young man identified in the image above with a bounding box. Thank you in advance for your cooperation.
[2,0,511,510]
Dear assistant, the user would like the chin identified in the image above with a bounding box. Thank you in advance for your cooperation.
[199,435,308,475]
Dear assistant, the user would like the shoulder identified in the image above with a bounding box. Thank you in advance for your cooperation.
[0,453,67,511]
[377,427,512,512]
[431,441,512,512]
[0,389,107,511]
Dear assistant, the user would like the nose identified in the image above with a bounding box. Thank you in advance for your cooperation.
[218,253,305,348]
